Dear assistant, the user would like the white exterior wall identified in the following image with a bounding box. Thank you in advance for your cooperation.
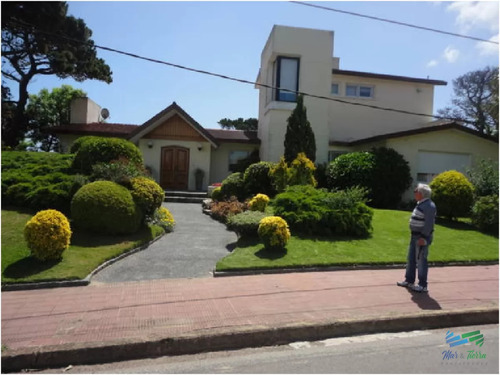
[70,97,102,124]
[209,143,260,184]
[139,139,211,191]
[258,25,333,163]
[329,76,435,142]
[58,134,80,153]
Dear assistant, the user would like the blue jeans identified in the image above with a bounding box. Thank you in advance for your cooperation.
[404,234,431,288]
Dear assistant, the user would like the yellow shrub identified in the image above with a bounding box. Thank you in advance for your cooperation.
[154,206,175,232]
[248,193,270,212]
[258,216,290,251]
[24,209,71,261]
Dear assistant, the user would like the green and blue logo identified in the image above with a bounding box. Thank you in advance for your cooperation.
[446,330,484,348]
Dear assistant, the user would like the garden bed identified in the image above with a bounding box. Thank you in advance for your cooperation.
[215,209,499,272]
[1,207,165,285]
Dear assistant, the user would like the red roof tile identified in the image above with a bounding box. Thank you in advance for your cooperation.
[50,123,138,137]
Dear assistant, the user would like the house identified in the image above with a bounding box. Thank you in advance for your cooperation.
[52,25,498,200]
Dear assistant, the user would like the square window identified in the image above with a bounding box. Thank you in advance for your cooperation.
[228,150,251,172]
[346,85,357,97]
[331,83,339,95]
[359,86,373,97]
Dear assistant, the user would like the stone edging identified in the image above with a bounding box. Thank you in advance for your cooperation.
[1,232,166,292]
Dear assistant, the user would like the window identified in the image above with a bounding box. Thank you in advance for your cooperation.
[274,57,299,102]
[331,83,339,95]
[417,173,438,183]
[328,151,348,162]
[346,84,374,98]
[228,150,251,172]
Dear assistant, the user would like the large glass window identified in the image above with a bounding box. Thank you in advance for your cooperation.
[228,150,251,172]
[274,57,299,102]
[346,84,374,98]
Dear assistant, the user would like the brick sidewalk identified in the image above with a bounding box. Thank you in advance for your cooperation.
[1,265,498,370]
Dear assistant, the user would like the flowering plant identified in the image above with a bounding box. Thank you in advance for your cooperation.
[258,216,290,251]
[153,207,175,232]
[248,193,270,212]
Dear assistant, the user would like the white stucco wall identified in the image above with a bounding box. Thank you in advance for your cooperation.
[139,139,212,191]
[70,97,102,124]
[58,134,80,153]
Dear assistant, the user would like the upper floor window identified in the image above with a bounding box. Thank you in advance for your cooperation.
[274,57,299,102]
[331,83,340,95]
[346,84,374,98]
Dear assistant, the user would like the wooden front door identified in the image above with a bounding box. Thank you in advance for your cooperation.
[160,146,189,190]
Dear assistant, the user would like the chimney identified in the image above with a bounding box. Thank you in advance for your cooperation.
[70,97,102,124]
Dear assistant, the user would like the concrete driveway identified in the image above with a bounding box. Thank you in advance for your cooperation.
[91,202,237,283]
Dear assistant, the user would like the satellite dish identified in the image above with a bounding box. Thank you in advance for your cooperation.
[100,108,110,120]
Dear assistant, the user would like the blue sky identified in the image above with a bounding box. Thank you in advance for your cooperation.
[6,1,499,129]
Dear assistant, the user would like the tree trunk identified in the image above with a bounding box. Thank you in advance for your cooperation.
[4,76,31,147]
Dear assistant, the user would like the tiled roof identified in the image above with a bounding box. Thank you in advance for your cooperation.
[206,129,260,144]
[49,123,138,137]
[332,69,447,86]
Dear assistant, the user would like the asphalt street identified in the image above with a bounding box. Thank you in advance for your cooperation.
[92,202,237,282]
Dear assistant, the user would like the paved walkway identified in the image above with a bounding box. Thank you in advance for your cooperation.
[92,203,237,282]
[2,265,498,370]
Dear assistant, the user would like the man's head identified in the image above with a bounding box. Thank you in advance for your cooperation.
[414,183,432,201]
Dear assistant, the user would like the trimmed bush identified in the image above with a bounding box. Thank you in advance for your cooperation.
[227,210,269,238]
[471,195,499,235]
[220,172,246,201]
[24,209,71,261]
[326,152,375,193]
[258,216,291,251]
[288,152,317,187]
[248,194,270,212]
[370,147,412,208]
[129,177,165,217]
[210,197,246,223]
[430,170,474,220]
[211,187,223,201]
[72,137,143,174]
[91,158,149,185]
[273,185,373,237]
[71,181,143,235]
[243,161,276,198]
[153,206,176,233]
[269,157,290,194]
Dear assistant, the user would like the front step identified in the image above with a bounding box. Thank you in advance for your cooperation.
[164,190,207,204]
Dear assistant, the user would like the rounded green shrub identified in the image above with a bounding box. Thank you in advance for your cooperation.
[326,152,375,193]
[211,187,223,201]
[227,210,268,238]
[24,209,72,261]
[248,193,270,212]
[71,181,143,234]
[471,195,498,235]
[258,216,291,251]
[72,137,144,174]
[430,170,474,219]
[243,162,276,198]
[129,177,165,217]
[221,172,246,201]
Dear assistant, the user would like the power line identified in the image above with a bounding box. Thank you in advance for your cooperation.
[290,1,499,45]
[3,18,473,125]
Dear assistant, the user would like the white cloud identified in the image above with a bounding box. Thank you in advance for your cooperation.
[476,34,500,56]
[427,59,439,68]
[443,46,460,63]
[447,2,499,33]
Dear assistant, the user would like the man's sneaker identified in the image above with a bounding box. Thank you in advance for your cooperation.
[397,281,414,288]
[411,285,428,293]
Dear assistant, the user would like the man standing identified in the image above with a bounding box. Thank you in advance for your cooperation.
[397,183,437,293]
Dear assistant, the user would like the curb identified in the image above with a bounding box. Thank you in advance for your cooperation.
[1,232,166,292]
[1,307,497,372]
[213,261,500,277]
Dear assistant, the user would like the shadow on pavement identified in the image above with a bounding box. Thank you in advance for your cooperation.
[407,288,442,310]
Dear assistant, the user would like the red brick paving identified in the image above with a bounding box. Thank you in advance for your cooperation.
[2,266,498,351]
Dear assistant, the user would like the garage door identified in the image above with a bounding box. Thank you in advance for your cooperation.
[417,151,471,183]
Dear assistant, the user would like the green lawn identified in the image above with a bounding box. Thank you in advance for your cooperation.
[216,209,499,272]
[1,207,165,284]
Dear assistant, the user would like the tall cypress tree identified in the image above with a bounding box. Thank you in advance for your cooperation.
[284,95,316,163]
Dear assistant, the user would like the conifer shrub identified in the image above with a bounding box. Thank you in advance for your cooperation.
[248,193,270,212]
[471,195,499,235]
[72,137,143,174]
[243,162,276,197]
[91,158,149,185]
[153,206,176,233]
[227,210,269,238]
[24,209,72,261]
[220,172,246,201]
[429,170,474,220]
[71,181,143,234]
[288,152,317,187]
[258,216,291,251]
[129,177,165,217]
[269,157,290,194]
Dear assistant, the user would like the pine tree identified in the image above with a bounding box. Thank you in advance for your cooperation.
[284,95,316,163]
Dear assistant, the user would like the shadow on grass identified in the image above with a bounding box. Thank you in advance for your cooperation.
[406,288,442,310]
[71,225,156,248]
[435,217,476,231]
[2,257,62,279]
[293,232,371,243]
[255,247,288,260]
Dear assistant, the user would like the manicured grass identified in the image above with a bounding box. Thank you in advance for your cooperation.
[216,209,499,272]
[1,207,165,284]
